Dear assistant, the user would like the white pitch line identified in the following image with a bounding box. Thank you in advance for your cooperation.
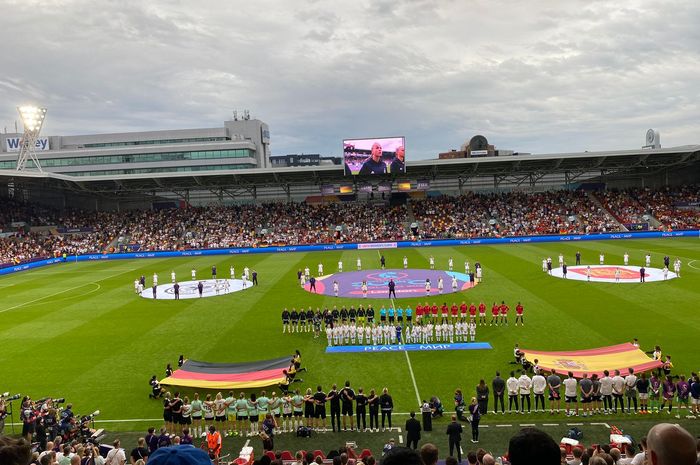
[390,292,422,407]
[0,267,132,314]
[688,260,700,270]
[566,423,583,426]
[519,423,536,427]
[399,435,403,444]
[591,422,611,429]
[244,440,250,448]
[542,423,560,427]
[495,424,513,427]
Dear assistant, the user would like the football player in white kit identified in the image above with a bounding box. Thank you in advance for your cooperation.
[326,325,333,346]
[318,263,324,276]
[674,258,681,277]
[191,268,196,280]
[153,273,158,286]
[469,321,476,341]
[465,260,470,274]
[451,276,458,292]
[230,265,235,279]
[338,260,343,272]
[134,279,140,294]
[429,256,435,269]
[437,278,444,294]
[425,279,431,295]
[448,257,453,271]
[361,280,368,298]
[623,252,629,266]
[599,253,605,265]
[171,270,176,283]
[645,254,651,267]
[333,280,339,297]
[244,266,250,280]
[357,257,362,270]
[542,258,547,272]
[558,254,564,267]
[403,256,408,269]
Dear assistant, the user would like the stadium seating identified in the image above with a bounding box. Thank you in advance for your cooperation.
[1,185,698,267]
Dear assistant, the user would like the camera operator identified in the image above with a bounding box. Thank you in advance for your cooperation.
[44,408,59,441]
[0,397,7,434]
[20,397,37,441]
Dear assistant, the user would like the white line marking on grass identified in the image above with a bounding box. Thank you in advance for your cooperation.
[542,424,560,427]
[244,440,250,448]
[688,260,700,270]
[495,424,512,427]
[566,423,583,426]
[519,423,535,427]
[391,292,422,407]
[399,435,403,444]
[0,269,129,314]
[591,422,611,429]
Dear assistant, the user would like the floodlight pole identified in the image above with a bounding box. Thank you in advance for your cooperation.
[16,106,46,172]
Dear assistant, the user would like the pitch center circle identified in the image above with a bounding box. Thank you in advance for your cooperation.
[301,268,478,298]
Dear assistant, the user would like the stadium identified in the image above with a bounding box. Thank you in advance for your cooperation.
[1,111,699,465]
[2,2,700,464]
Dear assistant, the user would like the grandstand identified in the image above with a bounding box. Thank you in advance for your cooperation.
[1,138,699,464]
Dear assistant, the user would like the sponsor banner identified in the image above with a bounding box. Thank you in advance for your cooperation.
[57,227,95,234]
[326,342,492,353]
[0,230,698,276]
[358,242,398,250]
[5,137,50,152]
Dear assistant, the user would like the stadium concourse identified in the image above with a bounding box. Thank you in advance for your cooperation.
[0,185,699,268]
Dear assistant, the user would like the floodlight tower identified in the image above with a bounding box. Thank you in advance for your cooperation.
[16,106,47,172]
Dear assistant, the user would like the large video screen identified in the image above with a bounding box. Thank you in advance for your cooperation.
[343,136,405,175]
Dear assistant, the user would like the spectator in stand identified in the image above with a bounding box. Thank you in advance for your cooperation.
[508,427,561,465]
[419,443,439,465]
[646,423,696,465]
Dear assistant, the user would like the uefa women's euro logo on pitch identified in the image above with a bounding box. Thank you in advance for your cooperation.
[304,268,476,298]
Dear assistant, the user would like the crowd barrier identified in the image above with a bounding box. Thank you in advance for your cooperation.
[1,229,698,276]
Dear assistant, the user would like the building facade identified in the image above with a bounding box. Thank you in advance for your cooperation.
[0,118,271,175]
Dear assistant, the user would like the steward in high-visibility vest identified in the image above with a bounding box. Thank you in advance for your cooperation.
[206,425,222,461]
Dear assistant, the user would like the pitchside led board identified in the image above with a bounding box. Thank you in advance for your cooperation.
[343,136,405,175]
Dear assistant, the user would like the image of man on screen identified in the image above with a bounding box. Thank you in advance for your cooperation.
[359,142,387,175]
[389,145,405,174]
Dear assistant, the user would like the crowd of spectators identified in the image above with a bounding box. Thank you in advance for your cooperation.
[1,185,698,267]
[633,185,700,230]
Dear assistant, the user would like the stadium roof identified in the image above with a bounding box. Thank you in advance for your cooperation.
[1,145,699,197]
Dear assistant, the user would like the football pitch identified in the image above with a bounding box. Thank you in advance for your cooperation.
[2,237,700,441]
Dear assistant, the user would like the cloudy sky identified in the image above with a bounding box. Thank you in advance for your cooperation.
[1,0,699,159]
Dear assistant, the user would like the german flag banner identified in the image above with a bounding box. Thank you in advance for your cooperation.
[160,357,289,389]
[521,343,662,378]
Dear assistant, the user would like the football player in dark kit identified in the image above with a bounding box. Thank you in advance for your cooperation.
[388,279,396,298]
[327,384,341,432]
[367,305,375,324]
[341,381,356,431]
[389,146,405,174]
[309,276,316,293]
[212,265,217,279]
[359,142,387,175]
[252,270,258,285]
[575,251,581,265]
[198,281,204,297]
[173,283,180,300]
[380,255,386,269]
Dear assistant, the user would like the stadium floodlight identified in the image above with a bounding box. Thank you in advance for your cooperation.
[16,105,47,172]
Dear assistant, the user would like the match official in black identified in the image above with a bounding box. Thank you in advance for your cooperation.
[405,411,421,449]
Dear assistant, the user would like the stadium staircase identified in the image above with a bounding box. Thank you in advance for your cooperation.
[586,191,628,231]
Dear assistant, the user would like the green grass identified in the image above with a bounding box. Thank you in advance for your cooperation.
[2,237,700,453]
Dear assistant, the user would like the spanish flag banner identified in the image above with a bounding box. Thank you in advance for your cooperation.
[160,357,289,389]
[521,343,662,378]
